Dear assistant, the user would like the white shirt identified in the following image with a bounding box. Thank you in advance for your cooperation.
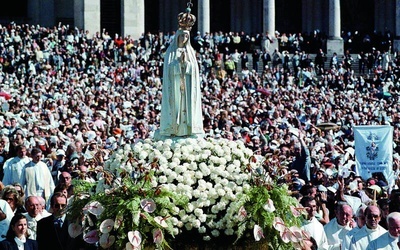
[342,226,363,250]
[349,225,387,250]
[366,232,399,250]
[23,212,42,240]
[324,218,352,250]
[302,217,329,250]
[2,156,31,185]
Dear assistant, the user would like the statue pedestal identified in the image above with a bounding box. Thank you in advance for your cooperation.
[327,38,344,56]
[153,129,205,142]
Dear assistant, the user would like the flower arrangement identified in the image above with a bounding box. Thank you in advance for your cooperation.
[68,137,308,249]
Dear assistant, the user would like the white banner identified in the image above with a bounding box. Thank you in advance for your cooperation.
[354,125,393,181]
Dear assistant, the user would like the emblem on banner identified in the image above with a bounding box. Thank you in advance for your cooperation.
[366,132,379,160]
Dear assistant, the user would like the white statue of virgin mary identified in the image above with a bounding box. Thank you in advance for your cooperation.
[156,8,204,139]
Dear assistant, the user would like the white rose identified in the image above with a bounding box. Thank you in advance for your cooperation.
[198,214,207,223]
[198,226,206,234]
[211,229,220,237]
[203,235,211,241]
[192,219,201,228]
[163,151,173,159]
[138,151,148,160]
[186,203,194,213]
[158,175,167,183]
[175,175,184,182]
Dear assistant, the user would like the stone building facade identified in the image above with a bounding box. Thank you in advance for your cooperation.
[1,0,400,54]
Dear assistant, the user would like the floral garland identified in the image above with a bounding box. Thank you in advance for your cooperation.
[67,137,312,249]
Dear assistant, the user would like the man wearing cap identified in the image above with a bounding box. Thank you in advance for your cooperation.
[323,202,353,249]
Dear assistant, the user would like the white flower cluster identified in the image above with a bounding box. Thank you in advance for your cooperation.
[102,137,259,240]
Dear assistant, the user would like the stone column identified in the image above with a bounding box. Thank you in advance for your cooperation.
[242,1,250,32]
[263,0,278,52]
[28,0,55,27]
[313,0,323,32]
[121,0,145,39]
[263,0,275,35]
[250,0,262,34]
[74,0,100,37]
[302,0,313,35]
[198,0,210,35]
[327,0,343,55]
[230,0,238,32]
[27,0,40,25]
[394,0,400,53]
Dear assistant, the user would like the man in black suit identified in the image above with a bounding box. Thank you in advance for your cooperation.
[36,192,79,250]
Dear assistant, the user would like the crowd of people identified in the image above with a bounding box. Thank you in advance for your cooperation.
[0,21,397,249]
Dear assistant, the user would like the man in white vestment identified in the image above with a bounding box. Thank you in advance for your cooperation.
[342,205,367,249]
[2,145,30,185]
[366,212,400,250]
[22,148,55,203]
[324,202,353,250]
[348,205,387,250]
[300,195,329,250]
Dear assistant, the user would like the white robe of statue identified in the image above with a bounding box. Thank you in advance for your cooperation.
[158,29,204,138]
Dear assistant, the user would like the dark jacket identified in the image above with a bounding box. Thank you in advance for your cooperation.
[0,238,38,250]
[36,215,76,250]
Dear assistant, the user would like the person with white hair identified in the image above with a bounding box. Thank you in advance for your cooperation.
[366,211,400,249]
[343,204,367,249]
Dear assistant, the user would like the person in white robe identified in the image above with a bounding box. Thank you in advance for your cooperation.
[2,145,30,185]
[342,204,367,249]
[324,202,353,250]
[156,8,204,139]
[349,205,387,250]
[366,212,400,250]
[300,195,329,250]
[22,148,55,203]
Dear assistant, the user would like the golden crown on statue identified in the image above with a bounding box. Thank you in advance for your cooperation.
[178,6,196,31]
